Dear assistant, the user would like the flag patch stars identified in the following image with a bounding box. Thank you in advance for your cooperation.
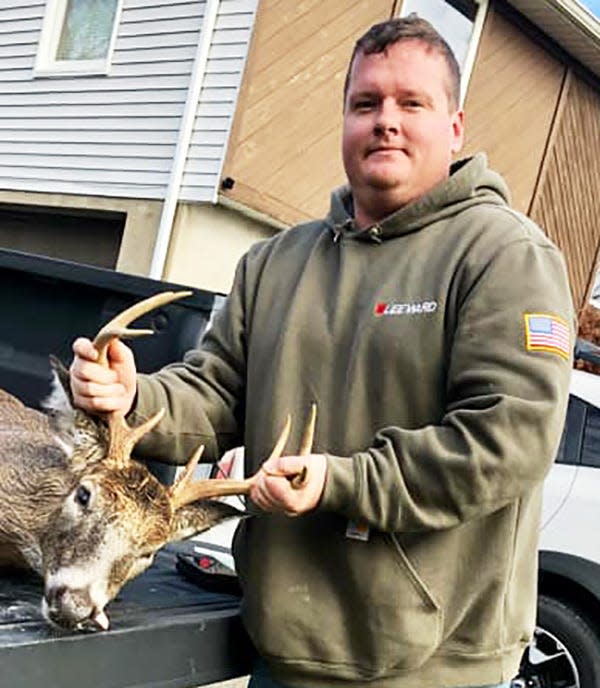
[524,313,570,360]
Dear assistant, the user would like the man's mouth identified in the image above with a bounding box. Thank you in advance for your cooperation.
[367,146,407,157]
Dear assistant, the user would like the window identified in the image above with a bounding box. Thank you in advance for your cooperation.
[398,0,489,104]
[581,401,600,468]
[555,396,585,465]
[35,0,122,76]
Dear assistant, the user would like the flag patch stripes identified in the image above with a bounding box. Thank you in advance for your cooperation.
[524,313,570,360]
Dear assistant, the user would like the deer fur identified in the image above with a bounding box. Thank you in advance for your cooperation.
[0,293,244,632]
[0,290,311,632]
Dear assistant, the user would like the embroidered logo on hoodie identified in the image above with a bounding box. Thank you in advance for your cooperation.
[375,300,438,316]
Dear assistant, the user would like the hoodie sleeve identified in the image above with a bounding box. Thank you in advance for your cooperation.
[129,256,249,464]
[320,235,574,532]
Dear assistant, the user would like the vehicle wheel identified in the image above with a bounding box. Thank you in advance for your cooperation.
[513,594,600,688]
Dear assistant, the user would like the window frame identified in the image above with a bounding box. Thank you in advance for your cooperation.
[397,0,490,105]
[34,0,123,78]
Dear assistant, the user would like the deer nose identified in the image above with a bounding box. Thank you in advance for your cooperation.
[44,585,94,629]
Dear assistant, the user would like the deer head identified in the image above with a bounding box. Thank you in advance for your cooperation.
[38,291,247,631]
[7,291,315,632]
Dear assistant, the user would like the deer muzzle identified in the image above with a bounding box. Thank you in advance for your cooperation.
[43,584,109,631]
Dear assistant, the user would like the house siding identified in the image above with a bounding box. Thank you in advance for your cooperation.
[179,0,258,202]
[0,0,255,202]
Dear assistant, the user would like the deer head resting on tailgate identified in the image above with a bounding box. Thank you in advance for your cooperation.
[0,291,315,632]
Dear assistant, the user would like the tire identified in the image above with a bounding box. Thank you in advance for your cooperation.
[514,594,600,688]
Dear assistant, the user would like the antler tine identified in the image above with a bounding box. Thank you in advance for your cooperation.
[266,414,292,462]
[93,290,192,365]
[168,407,319,510]
[298,403,317,456]
[168,443,205,508]
[168,415,293,509]
[107,408,165,465]
[91,290,191,465]
[290,404,317,488]
[168,445,253,509]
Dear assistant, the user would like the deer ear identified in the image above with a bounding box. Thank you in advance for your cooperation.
[43,355,110,466]
[169,501,245,542]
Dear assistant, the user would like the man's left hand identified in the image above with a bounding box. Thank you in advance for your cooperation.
[249,453,328,515]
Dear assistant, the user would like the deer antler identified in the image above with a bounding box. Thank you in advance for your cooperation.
[93,291,192,364]
[168,404,317,509]
[91,290,192,466]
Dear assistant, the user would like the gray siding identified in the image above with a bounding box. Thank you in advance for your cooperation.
[180,0,258,202]
[0,0,253,201]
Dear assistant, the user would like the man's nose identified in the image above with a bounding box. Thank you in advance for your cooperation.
[374,100,399,136]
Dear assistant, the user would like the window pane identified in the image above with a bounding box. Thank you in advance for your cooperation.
[400,0,477,69]
[581,403,600,467]
[56,0,118,61]
[555,396,584,465]
[554,426,568,464]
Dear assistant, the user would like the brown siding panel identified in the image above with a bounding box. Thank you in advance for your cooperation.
[221,0,395,226]
[530,75,600,312]
[461,4,565,214]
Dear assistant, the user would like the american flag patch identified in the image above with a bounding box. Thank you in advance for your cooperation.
[524,313,570,360]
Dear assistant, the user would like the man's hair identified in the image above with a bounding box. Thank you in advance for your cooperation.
[343,14,462,111]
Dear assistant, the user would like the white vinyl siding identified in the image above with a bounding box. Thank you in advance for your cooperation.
[180,0,257,202]
[0,0,256,201]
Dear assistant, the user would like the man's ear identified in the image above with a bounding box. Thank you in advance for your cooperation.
[169,501,245,542]
[450,109,465,155]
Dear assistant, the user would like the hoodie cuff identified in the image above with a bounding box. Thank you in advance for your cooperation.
[318,453,358,514]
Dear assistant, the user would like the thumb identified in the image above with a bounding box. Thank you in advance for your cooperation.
[272,454,307,477]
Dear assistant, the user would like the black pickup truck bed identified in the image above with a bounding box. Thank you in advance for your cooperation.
[0,249,250,686]
[0,545,252,688]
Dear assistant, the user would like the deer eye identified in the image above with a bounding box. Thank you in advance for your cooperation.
[74,484,92,507]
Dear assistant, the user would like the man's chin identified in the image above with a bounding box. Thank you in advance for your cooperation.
[364,174,407,191]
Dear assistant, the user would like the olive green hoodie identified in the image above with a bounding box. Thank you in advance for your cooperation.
[132,154,573,687]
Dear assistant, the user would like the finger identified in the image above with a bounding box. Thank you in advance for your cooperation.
[261,473,299,508]
[71,378,126,400]
[262,455,308,481]
[250,481,279,512]
[107,339,134,366]
[74,394,130,414]
[70,360,119,385]
[72,338,99,362]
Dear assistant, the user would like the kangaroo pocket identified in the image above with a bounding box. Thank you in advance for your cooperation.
[233,515,442,679]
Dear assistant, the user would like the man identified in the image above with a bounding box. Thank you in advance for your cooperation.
[70,16,573,688]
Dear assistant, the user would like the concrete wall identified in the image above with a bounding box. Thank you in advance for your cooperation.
[164,201,275,294]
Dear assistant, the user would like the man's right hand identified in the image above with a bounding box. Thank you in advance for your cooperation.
[70,338,138,415]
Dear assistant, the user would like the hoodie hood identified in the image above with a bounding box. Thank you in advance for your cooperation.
[327,153,511,241]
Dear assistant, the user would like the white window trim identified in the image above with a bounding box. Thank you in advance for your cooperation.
[34,0,123,78]
[397,0,490,106]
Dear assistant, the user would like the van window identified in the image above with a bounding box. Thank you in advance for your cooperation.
[581,401,600,467]
[555,396,585,465]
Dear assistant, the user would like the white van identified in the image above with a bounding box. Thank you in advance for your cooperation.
[513,365,600,688]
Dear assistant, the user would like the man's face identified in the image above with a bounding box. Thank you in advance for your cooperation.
[342,40,464,226]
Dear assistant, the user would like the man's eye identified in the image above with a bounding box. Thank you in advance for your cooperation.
[403,100,423,109]
[354,100,374,110]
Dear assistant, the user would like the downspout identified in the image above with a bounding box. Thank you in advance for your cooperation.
[149,0,220,280]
